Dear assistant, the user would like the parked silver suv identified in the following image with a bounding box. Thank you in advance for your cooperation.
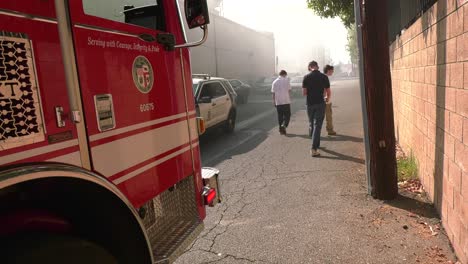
[192,74,237,133]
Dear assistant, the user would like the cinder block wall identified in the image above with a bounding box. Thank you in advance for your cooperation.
[390,0,468,262]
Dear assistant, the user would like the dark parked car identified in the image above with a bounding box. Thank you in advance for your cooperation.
[290,76,303,96]
[255,76,276,94]
[228,79,251,104]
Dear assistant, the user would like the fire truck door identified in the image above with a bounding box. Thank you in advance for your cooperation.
[0,1,84,167]
[68,1,191,197]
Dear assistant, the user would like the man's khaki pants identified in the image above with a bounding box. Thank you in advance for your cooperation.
[325,102,334,133]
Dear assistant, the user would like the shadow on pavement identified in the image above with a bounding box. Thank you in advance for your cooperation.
[284,133,310,139]
[199,103,304,167]
[315,147,365,165]
[321,134,363,142]
[200,130,270,167]
[285,133,363,143]
[385,192,439,219]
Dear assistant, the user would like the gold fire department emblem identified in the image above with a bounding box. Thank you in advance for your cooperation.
[132,56,154,94]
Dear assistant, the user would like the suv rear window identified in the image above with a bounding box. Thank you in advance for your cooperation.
[200,82,226,98]
[229,80,241,87]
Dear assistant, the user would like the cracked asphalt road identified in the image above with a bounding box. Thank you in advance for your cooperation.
[175,79,456,264]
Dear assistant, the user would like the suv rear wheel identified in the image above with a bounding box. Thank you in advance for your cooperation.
[224,110,236,133]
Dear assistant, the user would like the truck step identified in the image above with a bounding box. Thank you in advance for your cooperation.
[152,219,204,263]
[141,175,204,264]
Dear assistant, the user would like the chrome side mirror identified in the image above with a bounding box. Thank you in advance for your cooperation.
[184,0,210,29]
[175,0,210,49]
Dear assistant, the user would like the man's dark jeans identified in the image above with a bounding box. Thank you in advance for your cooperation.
[307,103,325,150]
[276,104,291,129]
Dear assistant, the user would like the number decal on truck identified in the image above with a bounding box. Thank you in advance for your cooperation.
[139,103,155,112]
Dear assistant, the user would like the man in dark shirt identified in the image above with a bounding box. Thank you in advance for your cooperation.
[302,61,330,157]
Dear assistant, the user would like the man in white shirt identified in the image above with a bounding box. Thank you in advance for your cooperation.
[271,70,292,135]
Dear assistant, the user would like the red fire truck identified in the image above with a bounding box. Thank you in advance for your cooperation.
[0,1,219,263]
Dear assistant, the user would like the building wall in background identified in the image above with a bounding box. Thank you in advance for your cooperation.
[183,10,276,82]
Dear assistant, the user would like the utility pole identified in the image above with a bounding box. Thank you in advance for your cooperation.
[355,0,398,200]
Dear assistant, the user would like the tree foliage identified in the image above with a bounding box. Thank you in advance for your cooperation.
[307,0,358,65]
[306,0,355,28]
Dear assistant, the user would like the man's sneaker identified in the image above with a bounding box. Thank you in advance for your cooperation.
[328,131,337,136]
[310,149,320,157]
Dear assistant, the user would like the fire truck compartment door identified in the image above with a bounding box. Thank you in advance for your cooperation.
[68,0,192,199]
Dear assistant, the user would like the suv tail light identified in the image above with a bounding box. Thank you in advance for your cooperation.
[202,187,217,206]
[196,117,206,135]
[201,167,221,207]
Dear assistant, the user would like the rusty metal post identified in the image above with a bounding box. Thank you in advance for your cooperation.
[357,0,398,200]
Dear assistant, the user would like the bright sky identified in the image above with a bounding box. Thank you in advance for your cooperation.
[220,0,350,71]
